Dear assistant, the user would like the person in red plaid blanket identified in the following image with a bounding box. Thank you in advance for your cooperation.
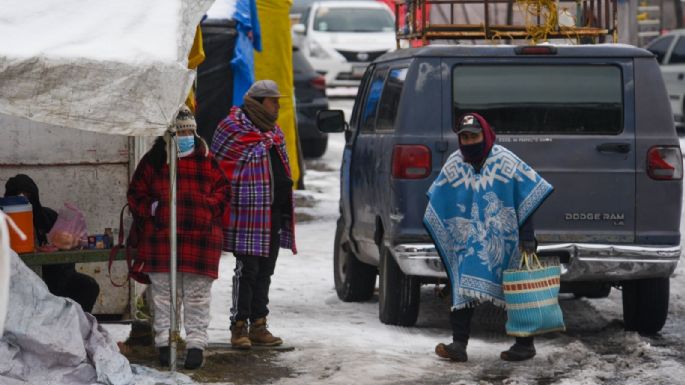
[211,80,297,350]
[127,105,230,369]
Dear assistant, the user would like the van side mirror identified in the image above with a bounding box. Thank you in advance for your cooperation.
[317,110,346,133]
[292,24,306,35]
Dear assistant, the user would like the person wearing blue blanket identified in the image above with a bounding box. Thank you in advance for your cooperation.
[424,113,553,362]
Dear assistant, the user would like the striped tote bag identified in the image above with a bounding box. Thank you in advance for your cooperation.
[503,252,566,337]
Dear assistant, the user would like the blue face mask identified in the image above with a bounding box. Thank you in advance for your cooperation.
[177,135,195,154]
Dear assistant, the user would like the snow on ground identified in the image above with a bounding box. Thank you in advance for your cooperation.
[104,102,685,384]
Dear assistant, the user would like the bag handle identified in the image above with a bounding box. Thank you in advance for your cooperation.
[519,250,543,271]
[109,204,132,287]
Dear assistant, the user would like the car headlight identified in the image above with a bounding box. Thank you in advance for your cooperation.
[308,40,330,59]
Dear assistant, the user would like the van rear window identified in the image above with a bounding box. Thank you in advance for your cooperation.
[453,65,623,134]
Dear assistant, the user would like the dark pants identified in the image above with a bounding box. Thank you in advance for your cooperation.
[450,307,533,346]
[230,206,282,323]
[43,264,100,312]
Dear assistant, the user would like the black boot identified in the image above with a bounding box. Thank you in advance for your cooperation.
[500,337,536,361]
[184,348,204,369]
[435,341,468,362]
[158,346,170,367]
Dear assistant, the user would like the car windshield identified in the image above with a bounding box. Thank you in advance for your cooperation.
[313,7,394,32]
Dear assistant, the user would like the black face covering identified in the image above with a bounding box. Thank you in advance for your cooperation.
[460,141,485,164]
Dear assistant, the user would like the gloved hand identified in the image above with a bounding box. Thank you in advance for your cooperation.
[520,239,537,253]
[151,201,158,216]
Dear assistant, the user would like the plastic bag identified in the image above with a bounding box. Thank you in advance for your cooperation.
[48,203,87,250]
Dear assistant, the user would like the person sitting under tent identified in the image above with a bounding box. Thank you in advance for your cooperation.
[4,174,100,313]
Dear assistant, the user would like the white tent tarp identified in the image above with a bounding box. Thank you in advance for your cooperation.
[0,251,198,385]
[0,0,214,136]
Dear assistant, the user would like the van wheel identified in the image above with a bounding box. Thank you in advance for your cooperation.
[378,245,420,326]
[622,277,670,335]
[302,138,328,158]
[334,219,376,302]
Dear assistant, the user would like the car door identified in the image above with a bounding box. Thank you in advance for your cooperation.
[656,36,685,123]
[341,66,373,242]
[447,58,636,244]
[350,66,388,259]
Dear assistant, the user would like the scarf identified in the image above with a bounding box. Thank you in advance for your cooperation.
[242,96,278,132]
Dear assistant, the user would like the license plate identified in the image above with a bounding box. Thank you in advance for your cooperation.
[351,65,366,78]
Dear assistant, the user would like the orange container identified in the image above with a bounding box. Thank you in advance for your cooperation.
[0,197,34,254]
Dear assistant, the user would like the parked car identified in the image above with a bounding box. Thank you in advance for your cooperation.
[318,44,683,334]
[292,0,396,87]
[645,30,685,133]
[293,45,330,158]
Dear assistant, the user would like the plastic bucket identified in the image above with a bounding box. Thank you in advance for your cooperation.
[0,196,35,254]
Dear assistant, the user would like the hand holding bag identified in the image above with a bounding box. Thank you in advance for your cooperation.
[503,251,565,336]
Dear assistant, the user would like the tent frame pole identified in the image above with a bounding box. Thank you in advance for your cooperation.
[167,130,179,372]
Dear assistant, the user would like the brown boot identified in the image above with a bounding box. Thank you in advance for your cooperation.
[230,320,251,349]
[249,318,283,346]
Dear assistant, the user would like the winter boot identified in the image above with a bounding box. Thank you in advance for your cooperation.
[500,337,536,361]
[249,317,283,346]
[230,320,252,349]
[435,341,468,362]
[158,346,170,367]
[184,348,204,370]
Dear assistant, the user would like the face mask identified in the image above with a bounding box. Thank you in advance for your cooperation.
[177,135,195,155]
[460,141,485,163]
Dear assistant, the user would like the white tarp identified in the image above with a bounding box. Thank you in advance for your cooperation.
[0,251,198,385]
[0,213,10,335]
[0,0,214,136]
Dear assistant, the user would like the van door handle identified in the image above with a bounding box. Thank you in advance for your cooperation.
[596,142,631,154]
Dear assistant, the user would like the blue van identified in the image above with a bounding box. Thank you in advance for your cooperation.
[318,44,683,334]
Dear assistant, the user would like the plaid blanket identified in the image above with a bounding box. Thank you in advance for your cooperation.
[211,106,296,257]
[424,145,552,309]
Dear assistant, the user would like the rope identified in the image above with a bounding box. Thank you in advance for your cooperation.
[515,0,559,43]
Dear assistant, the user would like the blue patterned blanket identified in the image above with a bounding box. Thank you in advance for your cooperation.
[424,145,553,309]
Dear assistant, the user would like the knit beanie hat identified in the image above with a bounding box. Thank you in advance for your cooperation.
[164,105,208,157]
[174,105,197,132]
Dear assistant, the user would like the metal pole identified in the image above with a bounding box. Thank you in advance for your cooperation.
[167,129,179,372]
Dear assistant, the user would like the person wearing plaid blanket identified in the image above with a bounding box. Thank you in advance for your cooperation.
[211,80,297,350]
[424,113,553,362]
[127,105,230,369]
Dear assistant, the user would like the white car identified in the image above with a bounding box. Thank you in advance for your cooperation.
[292,0,396,87]
[645,30,685,132]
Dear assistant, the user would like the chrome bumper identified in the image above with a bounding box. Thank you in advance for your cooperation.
[390,243,681,281]
[538,243,681,281]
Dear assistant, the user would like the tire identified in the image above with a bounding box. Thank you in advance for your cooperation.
[302,137,328,159]
[378,245,420,326]
[622,277,670,335]
[333,219,377,302]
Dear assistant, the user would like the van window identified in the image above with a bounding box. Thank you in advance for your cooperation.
[670,37,685,64]
[453,65,623,135]
[647,36,674,64]
[376,67,408,131]
[360,68,388,132]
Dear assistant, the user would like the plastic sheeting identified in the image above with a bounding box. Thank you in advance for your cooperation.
[0,214,10,335]
[0,252,198,385]
[0,251,132,384]
[254,0,302,184]
[0,0,214,137]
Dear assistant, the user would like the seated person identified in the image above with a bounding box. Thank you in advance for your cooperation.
[4,174,100,313]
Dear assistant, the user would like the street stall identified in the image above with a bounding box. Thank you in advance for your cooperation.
[0,0,214,378]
